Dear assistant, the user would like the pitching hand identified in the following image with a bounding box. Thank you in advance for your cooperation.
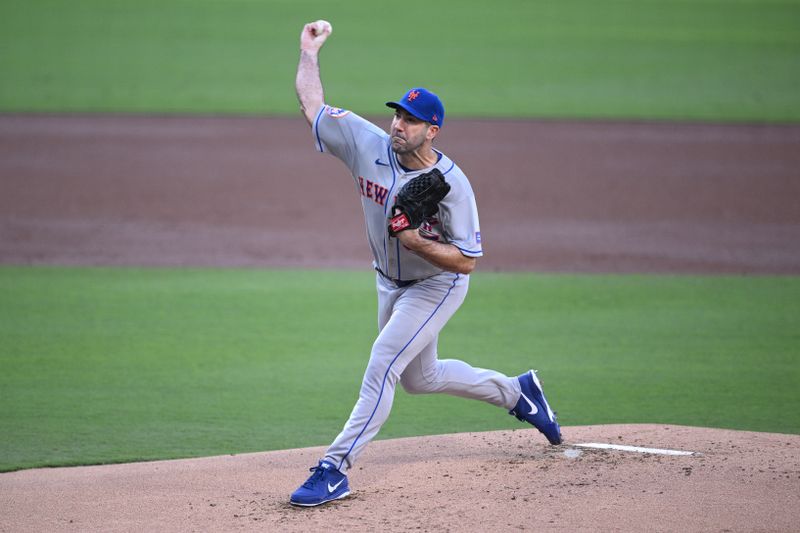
[300,20,333,53]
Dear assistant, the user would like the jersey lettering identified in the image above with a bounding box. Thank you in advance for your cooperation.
[373,185,389,206]
[419,218,442,241]
[358,176,389,207]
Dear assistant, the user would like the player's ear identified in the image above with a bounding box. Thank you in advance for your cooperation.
[426,124,440,142]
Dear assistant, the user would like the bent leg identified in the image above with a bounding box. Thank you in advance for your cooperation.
[400,340,520,409]
[324,272,467,472]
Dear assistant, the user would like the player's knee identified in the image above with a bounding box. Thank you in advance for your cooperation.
[399,374,437,395]
[363,353,403,390]
[399,378,426,395]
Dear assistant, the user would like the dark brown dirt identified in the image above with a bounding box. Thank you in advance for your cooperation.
[2,114,799,273]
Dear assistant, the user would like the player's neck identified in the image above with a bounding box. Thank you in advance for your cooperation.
[396,146,438,171]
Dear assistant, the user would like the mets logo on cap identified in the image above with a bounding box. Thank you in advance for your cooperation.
[385,87,445,127]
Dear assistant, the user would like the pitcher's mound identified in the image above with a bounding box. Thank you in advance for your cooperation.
[2,424,798,532]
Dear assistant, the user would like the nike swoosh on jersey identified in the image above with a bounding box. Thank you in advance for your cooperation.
[520,393,539,415]
[375,158,390,167]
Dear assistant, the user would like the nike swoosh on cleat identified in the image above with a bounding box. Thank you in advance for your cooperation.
[328,479,345,493]
[375,158,390,167]
[520,392,538,415]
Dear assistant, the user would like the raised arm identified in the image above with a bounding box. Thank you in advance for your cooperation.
[296,20,333,126]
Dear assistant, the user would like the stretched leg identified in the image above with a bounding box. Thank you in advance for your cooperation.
[402,341,563,445]
[324,272,467,472]
[400,339,520,408]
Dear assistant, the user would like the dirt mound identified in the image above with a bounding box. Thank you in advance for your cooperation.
[2,424,798,532]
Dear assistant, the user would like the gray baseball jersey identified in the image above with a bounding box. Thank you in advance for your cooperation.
[312,105,483,280]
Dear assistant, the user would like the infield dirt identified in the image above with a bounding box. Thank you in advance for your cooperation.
[2,114,799,273]
[2,425,799,532]
[1,115,799,532]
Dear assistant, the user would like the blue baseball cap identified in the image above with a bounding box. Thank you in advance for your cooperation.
[386,88,445,127]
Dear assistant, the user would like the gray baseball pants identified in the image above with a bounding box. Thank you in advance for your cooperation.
[324,271,521,472]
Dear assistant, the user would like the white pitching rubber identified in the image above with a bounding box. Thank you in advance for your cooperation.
[575,442,695,456]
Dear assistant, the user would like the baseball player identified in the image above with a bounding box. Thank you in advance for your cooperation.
[290,20,562,507]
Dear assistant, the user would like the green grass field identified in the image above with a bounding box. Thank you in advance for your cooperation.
[1,0,799,121]
[1,0,798,472]
[1,267,798,472]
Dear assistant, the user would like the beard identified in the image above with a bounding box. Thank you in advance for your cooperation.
[390,133,425,155]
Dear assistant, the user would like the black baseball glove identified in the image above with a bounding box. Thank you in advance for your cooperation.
[388,168,451,236]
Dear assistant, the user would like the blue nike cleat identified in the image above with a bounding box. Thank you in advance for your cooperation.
[509,370,562,445]
[290,460,350,507]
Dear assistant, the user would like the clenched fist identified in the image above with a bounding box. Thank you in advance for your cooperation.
[300,20,333,53]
